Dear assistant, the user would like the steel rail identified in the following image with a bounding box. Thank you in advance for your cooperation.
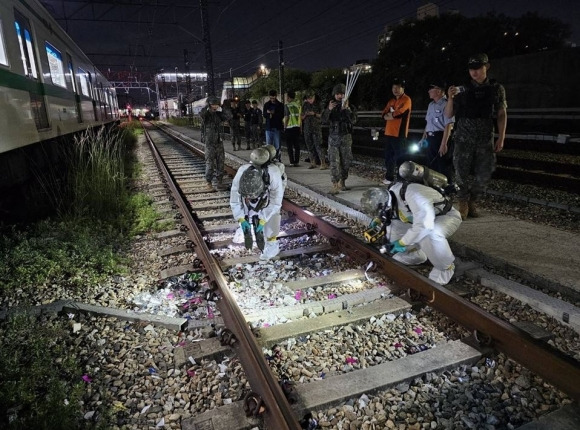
[143,128,301,429]
[283,199,580,402]
[150,122,580,407]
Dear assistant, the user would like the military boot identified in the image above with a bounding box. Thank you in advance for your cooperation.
[457,199,468,220]
[216,179,228,191]
[205,182,215,192]
[329,182,340,195]
[320,161,329,170]
[339,179,350,191]
[468,199,480,218]
[308,160,317,169]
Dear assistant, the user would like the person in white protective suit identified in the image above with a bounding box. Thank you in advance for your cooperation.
[230,147,285,260]
[361,161,462,285]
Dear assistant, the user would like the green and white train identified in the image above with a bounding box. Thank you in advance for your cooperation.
[0,0,119,220]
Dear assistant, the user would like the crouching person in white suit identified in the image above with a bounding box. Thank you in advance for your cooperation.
[230,147,285,260]
[361,161,462,285]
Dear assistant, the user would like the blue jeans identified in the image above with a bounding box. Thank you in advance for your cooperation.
[266,128,281,159]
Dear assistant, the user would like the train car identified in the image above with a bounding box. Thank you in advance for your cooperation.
[0,0,119,221]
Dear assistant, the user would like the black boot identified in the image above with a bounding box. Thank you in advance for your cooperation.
[254,227,265,251]
[243,228,253,250]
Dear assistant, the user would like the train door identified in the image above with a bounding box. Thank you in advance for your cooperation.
[67,53,82,123]
[100,84,109,119]
[14,9,49,130]
[88,72,99,121]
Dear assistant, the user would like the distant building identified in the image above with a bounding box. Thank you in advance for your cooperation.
[154,71,207,119]
[344,60,372,75]
[417,2,439,20]
[378,2,441,54]
[377,27,393,55]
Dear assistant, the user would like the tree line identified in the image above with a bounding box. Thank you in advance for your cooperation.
[244,12,571,110]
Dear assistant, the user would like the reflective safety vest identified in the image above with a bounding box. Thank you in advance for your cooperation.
[286,101,301,128]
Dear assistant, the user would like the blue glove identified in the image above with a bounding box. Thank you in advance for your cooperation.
[390,240,406,254]
[255,219,265,233]
[419,138,429,149]
[239,219,251,233]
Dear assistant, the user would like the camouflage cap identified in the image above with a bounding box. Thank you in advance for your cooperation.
[468,53,489,69]
[207,96,220,105]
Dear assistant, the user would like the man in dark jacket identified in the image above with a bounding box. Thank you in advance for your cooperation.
[263,89,284,160]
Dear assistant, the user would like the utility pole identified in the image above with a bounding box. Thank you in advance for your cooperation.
[184,49,192,96]
[200,0,215,97]
[278,40,284,101]
[161,74,168,120]
[184,49,192,120]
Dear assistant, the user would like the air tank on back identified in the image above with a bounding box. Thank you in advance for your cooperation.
[398,161,448,190]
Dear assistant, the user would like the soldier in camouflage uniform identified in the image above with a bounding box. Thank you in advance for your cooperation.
[230,98,243,151]
[243,100,252,150]
[250,100,262,148]
[445,53,507,220]
[301,91,328,170]
[201,96,232,192]
[321,84,357,195]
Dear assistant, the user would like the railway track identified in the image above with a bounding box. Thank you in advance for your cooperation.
[142,123,579,429]
[351,142,580,195]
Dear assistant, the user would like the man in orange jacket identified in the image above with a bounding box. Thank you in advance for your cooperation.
[381,79,412,185]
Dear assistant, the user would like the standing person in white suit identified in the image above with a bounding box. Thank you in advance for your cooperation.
[361,161,461,285]
[230,147,284,260]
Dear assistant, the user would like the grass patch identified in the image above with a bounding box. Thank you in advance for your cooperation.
[0,312,110,429]
[0,120,173,427]
[127,192,175,235]
[167,116,196,127]
[119,119,144,137]
[0,218,126,293]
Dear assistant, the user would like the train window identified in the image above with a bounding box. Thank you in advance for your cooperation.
[77,67,90,96]
[0,20,8,65]
[45,41,66,88]
[14,13,38,79]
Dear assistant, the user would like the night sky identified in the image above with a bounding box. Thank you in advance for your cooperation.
[42,0,579,78]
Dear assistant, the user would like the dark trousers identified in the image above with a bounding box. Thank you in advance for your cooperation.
[426,131,455,183]
[285,127,301,165]
[245,124,252,146]
[383,135,404,180]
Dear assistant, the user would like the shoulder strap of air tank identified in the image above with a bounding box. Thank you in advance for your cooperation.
[398,181,411,212]
[261,164,270,187]
[400,181,452,216]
